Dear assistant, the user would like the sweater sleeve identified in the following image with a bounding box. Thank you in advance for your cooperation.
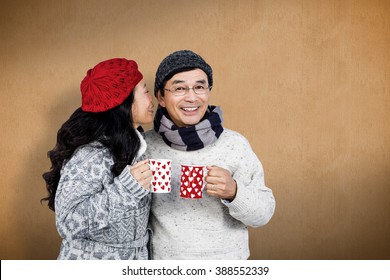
[55,145,150,240]
[221,136,276,227]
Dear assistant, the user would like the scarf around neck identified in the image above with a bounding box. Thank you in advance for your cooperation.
[153,105,224,151]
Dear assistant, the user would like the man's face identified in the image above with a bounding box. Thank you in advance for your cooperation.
[158,69,210,127]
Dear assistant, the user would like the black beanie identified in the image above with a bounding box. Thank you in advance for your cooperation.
[154,50,213,97]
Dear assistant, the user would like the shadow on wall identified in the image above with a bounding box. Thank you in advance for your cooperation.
[12,88,80,259]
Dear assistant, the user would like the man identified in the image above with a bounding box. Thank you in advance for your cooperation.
[144,50,275,259]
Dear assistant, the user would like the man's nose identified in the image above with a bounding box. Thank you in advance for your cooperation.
[183,88,198,100]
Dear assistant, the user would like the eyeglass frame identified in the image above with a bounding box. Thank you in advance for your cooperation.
[163,84,213,96]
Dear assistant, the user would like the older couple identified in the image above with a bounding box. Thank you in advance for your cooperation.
[43,50,275,260]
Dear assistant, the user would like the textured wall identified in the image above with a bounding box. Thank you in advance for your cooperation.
[0,0,389,259]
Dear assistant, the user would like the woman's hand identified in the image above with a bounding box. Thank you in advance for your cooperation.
[130,159,152,190]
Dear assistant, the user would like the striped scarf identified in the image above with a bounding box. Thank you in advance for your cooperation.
[153,106,224,151]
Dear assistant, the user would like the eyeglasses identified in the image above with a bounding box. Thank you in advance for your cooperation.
[164,84,212,96]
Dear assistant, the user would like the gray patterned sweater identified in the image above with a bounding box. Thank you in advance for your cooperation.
[144,128,276,259]
[55,133,151,260]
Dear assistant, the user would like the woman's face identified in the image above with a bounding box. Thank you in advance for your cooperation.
[131,79,154,128]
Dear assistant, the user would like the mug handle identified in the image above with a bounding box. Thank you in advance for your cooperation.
[202,166,208,191]
[147,162,155,172]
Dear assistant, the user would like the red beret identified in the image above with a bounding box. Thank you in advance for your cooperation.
[80,58,143,112]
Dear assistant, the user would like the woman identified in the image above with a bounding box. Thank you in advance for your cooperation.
[42,58,154,259]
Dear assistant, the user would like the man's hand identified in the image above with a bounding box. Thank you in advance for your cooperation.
[205,166,237,200]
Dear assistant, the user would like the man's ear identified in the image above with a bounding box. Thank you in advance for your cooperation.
[157,91,166,107]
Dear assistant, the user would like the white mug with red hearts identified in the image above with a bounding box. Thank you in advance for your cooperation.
[149,159,172,193]
[180,164,207,199]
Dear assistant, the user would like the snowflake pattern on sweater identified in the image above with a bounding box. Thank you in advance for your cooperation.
[55,141,151,260]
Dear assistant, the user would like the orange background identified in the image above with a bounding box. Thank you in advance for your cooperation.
[0,0,389,259]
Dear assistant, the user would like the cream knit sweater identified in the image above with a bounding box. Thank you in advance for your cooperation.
[144,128,275,259]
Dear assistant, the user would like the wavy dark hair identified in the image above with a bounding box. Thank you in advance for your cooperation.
[42,93,140,211]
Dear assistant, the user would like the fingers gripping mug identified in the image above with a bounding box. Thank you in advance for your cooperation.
[149,159,172,193]
[180,165,207,199]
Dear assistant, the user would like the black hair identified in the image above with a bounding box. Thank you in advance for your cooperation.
[157,67,197,97]
[41,93,140,211]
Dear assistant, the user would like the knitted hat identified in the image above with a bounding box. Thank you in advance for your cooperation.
[154,50,213,97]
[80,58,143,112]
